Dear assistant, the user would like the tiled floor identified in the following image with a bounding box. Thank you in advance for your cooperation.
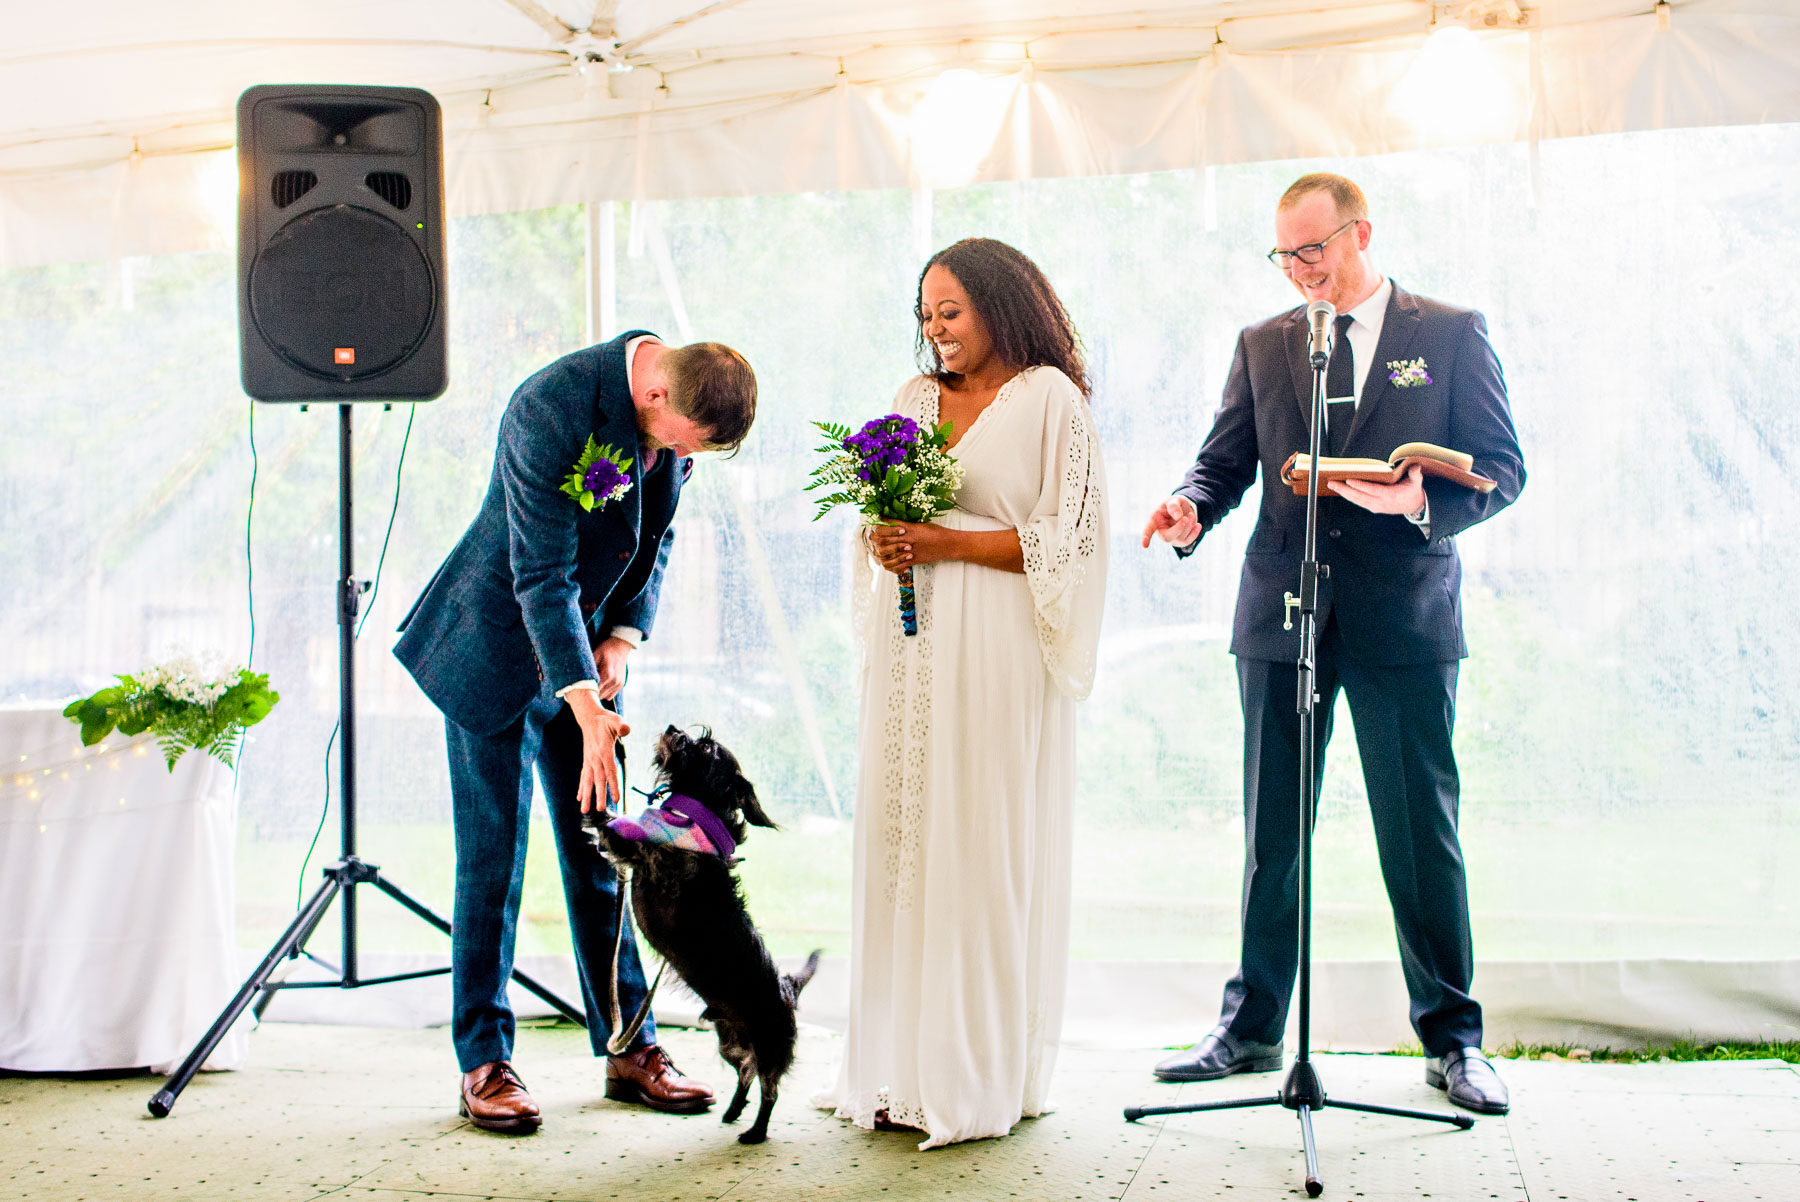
[3,1023,1795,1201]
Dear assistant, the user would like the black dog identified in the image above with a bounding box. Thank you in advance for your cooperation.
[591,726,821,1144]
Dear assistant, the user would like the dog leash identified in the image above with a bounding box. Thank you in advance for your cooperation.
[605,869,665,1056]
[599,704,665,1056]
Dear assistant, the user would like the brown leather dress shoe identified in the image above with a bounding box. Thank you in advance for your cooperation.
[604,1044,715,1114]
[459,1061,541,1133]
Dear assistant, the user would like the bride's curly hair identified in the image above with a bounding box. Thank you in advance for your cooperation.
[914,238,1091,399]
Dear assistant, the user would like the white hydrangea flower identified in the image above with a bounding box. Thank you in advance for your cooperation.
[142,648,239,709]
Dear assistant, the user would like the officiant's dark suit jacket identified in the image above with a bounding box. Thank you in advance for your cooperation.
[1175,282,1523,664]
[1170,282,1524,1056]
[392,328,686,1072]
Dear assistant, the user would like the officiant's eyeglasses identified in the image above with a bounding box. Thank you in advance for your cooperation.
[1267,219,1358,267]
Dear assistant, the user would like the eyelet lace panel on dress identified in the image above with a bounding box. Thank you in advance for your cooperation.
[1017,393,1105,699]
[855,382,936,913]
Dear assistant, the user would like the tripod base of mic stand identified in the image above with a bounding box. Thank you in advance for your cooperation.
[1123,1058,1473,1197]
[147,856,586,1119]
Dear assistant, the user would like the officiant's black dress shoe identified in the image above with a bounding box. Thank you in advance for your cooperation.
[1426,1047,1510,1115]
[1152,1025,1284,1081]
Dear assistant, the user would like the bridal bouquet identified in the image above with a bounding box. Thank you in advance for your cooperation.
[63,652,280,770]
[807,413,962,636]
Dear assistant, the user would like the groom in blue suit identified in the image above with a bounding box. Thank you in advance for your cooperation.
[1143,174,1525,1115]
[396,330,757,1133]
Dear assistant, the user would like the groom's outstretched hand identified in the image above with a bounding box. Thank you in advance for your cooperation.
[1142,496,1202,549]
[566,688,630,814]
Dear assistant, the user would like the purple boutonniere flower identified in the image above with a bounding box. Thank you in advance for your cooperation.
[561,437,635,511]
[1387,358,1433,388]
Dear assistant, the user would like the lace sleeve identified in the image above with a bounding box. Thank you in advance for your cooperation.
[1016,374,1108,699]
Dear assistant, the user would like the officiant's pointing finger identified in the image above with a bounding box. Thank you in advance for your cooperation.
[1140,494,1201,549]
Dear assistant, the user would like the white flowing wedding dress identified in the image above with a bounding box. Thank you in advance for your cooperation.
[815,365,1108,1149]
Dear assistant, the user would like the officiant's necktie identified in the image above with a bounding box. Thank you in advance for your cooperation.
[1325,313,1356,457]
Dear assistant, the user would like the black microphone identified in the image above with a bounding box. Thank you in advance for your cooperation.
[1307,299,1335,366]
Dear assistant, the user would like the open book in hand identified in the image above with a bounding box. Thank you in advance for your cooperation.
[1279,441,1497,495]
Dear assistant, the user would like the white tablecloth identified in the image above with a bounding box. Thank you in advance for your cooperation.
[0,703,247,1072]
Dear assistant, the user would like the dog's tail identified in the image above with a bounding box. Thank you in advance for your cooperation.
[782,949,823,1006]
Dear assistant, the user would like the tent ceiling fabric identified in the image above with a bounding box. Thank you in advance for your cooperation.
[2,1,1797,268]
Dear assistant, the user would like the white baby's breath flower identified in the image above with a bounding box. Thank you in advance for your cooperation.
[138,650,240,709]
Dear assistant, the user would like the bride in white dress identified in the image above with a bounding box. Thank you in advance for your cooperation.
[815,238,1108,1148]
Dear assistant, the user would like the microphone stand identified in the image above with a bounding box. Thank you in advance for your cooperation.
[1124,320,1473,1196]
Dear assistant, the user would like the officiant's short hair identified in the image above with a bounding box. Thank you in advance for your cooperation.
[666,342,757,453]
[1279,173,1369,223]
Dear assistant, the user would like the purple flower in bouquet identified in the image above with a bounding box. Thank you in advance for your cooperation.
[843,415,921,482]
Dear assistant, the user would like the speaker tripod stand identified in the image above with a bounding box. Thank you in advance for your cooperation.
[1123,309,1473,1196]
[148,403,585,1117]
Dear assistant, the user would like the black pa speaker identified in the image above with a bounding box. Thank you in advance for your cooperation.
[237,84,447,402]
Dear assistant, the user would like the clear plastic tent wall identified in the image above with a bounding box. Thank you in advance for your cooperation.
[2,3,1797,1050]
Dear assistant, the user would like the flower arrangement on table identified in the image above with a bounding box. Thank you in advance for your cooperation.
[63,653,280,771]
[807,414,963,636]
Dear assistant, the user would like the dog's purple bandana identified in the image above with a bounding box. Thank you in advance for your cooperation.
[606,792,737,860]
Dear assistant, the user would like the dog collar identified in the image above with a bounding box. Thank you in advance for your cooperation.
[662,792,737,860]
[605,791,737,860]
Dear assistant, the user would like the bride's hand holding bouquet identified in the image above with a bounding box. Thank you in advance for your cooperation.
[806,413,962,636]
[865,517,955,571]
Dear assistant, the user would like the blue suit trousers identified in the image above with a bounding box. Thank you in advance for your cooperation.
[443,679,654,1071]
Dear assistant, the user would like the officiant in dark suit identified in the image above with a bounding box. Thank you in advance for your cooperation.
[395,331,756,1133]
[1141,173,1525,1114]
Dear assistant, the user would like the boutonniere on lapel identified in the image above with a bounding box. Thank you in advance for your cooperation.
[560,437,635,512]
[1387,358,1433,388]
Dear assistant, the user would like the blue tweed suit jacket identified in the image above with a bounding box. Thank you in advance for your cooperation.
[1175,283,1525,666]
[395,330,687,736]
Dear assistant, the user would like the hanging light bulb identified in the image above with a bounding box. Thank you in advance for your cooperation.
[910,68,1010,190]
[1389,22,1520,145]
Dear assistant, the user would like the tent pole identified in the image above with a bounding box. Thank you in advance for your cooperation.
[585,200,617,346]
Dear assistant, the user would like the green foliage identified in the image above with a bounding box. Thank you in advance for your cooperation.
[63,665,279,771]
[1386,1038,1800,1066]
[1493,1038,1800,1065]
